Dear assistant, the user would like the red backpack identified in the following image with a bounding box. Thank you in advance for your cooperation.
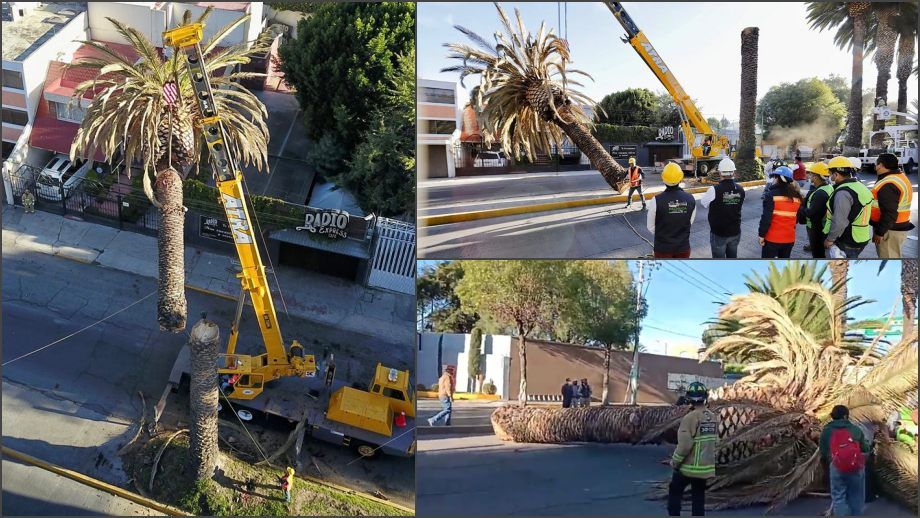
[830,427,865,473]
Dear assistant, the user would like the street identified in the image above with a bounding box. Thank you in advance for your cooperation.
[417,399,499,434]
[418,170,919,259]
[416,434,913,516]
[1,249,414,513]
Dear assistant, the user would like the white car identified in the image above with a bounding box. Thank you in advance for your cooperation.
[35,154,91,201]
[474,151,508,167]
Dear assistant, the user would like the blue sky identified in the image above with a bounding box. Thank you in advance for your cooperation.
[418,2,919,121]
[418,260,907,355]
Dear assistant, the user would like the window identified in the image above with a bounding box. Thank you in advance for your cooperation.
[419,86,455,104]
[382,387,406,401]
[1,107,28,126]
[425,120,456,135]
[2,69,24,89]
[50,101,85,123]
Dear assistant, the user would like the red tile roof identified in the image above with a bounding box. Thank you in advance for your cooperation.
[460,105,486,143]
[29,95,104,161]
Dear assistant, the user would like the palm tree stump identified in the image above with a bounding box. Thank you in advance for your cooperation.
[188,318,220,481]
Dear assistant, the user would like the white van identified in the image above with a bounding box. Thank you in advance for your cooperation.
[35,154,91,201]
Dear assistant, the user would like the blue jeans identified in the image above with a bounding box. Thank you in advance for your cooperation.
[283,488,291,502]
[430,397,452,425]
[710,233,740,258]
[830,464,865,516]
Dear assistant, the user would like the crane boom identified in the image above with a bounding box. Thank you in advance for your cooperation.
[163,23,315,400]
[604,2,729,171]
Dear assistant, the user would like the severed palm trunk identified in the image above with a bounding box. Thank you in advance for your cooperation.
[518,333,528,406]
[895,34,915,125]
[155,167,187,332]
[736,27,759,181]
[188,318,220,481]
[845,4,870,152]
[553,103,627,192]
[872,5,898,131]
[829,260,849,338]
[601,346,611,406]
[902,260,918,338]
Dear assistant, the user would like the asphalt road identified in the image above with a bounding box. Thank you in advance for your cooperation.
[417,399,498,429]
[419,171,919,259]
[1,250,413,512]
[416,435,913,516]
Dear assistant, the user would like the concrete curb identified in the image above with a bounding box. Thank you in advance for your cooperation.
[419,180,767,227]
[1,446,189,516]
[299,473,416,515]
[418,425,494,436]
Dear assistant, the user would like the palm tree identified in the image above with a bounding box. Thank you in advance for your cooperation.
[443,4,627,192]
[187,318,220,480]
[900,260,917,338]
[829,259,849,335]
[893,1,918,124]
[806,2,872,153]
[869,3,898,131]
[735,27,759,181]
[68,10,271,332]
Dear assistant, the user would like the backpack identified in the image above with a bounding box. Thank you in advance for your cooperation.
[830,427,865,473]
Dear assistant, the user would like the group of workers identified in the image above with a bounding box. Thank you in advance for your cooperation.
[560,377,593,408]
[630,152,914,259]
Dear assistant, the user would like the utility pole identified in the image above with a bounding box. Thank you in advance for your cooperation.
[625,260,645,405]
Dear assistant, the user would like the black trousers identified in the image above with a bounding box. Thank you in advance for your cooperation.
[761,240,794,258]
[807,227,827,258]
[667,470,706,516]
[626,185,645,206]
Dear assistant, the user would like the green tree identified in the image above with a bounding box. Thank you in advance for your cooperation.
[823,74,851,105]
[417,262,478,333]
[468,327,484,393]
[456,260,566,405]
[756,78,847,143]
[595,88,658,125]
[651,91,683,127]
[279,2,415,158]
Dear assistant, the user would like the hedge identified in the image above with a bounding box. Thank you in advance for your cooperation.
[182,178,307,231]
[592,124,658,144]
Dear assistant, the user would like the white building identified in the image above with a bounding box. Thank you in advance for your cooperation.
[418,332,513,398]
[417,78,460,179]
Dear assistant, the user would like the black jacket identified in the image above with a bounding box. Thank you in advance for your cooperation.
[871,172,916,235]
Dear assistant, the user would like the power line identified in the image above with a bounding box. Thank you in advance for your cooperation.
[681,262,732,297]
[660,262,726,302]
[643,324,701,340]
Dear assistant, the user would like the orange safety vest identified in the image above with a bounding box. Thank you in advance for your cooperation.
[870,172,912,224]
[765,195,801,244]
[629,166,642,187]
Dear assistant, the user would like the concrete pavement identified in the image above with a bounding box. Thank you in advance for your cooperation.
[416,435,912,516]
[2,205,414,346]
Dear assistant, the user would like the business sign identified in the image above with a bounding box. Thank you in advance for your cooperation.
[656,126,676,141]
[199,215,234,243]
[296,208,350,239]
[609,144,638,159]
[667,373,729,392]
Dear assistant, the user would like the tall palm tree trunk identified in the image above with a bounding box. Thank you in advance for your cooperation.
[155,166,187,332]
[554,104,627,192]
[844,4,870,152]
[895,34,915,125]
[872,5,898,131]
[518,329,528,406]
[737,27,759,180]
[601,345,612,406]
[902,260,918,338]
[829,260,849,338]
[188,318,220,481]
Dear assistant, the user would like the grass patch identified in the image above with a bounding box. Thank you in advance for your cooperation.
[130,434,407,516]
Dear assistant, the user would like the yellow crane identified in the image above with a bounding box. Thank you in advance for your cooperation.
[604,2,730,176]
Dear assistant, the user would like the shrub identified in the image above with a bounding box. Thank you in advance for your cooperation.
[592,124,658,144]
[482,379,497,395]
[429,383,440,392]
[416,383,428,392]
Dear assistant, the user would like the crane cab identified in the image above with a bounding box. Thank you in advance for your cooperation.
[368,363,416,418]
[216,350,317,401]
[325,364,416,437]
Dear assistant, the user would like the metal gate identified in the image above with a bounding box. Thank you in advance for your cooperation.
[368,217,415,295]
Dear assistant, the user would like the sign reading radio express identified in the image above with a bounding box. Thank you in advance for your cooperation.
[297,209,350,239]
[609,144,638,160]
[199,215,235,243]
[656,126,675,141]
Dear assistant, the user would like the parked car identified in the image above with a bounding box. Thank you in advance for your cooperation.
[35,154,91,201]
[474,151,508,167]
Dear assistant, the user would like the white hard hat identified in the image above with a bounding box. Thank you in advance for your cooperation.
[849,157,862,170]
[718,157,736,174]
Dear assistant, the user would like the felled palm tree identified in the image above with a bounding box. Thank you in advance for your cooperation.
[68,10,271,332]
[442,3,627,191]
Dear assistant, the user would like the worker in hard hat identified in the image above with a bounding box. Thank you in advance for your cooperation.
[624,157,647,210]
[798,162,833,258]
[700,157,745,258]
[667,382,718,516]
[759,165,803,258]
[823,156,874,258]
[870,153,914,258]
[647,162,696,258]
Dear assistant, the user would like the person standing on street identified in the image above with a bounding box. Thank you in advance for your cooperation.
[820,405,870,516]
[21,189,35,213]
[870,153,914,258]
[701,157,745,258]
[647,163,696,258]
[625,157,647,210]
[428,370,454,426]
[799,162,833,257]
[824,156,874,258]
[667,382,718,517]
[581,379,592,407]
[759,166,802,258]
[793,155,808,190]
[561,378,573,408]
[571,379,581,407]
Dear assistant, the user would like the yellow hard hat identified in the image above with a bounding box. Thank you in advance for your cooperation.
[806,162,830,177]
[661,162,684,186]
[287,466,295,475]
[628,157,636,165]
[827,156,853,170]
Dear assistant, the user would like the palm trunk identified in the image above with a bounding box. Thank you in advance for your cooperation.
[902,260,918,339]
[518,329,528,406]
[601,345,611,406]
[872,6,898,131]
[554,104,627,192]
[829,260,849,339]
[737,27,759,181]
[155,167,187,332]
[188,318,220,481]
[845,6,868,152]
[895,34,915,125]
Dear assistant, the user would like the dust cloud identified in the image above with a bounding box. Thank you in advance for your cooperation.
[764,118,842,152]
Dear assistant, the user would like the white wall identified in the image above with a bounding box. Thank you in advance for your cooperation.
[88,3,166,47]
[264,5,307,39]
[20,12,88,121]
[170,3,258,47]
[419,332,513,397]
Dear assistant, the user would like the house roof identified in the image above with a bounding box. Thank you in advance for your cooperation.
[29,96,104,161]
[460,105,484,143]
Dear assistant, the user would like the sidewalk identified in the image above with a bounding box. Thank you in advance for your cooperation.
[1,206,413,346]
